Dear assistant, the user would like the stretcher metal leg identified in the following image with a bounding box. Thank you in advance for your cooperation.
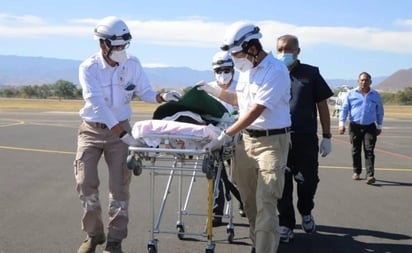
[226,156,235,243]
[154,160,178,232]
[177,164,185,239]
[148,163,158,253]
[205,178,215,253]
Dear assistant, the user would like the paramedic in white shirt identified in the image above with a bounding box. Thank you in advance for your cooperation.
[198,22,291,253]
[206,51,246,227]
[74,16,180,253]
[210,51,238,113]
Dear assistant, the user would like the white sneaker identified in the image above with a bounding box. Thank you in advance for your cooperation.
[279,226,294,243]
[302,214,316,233]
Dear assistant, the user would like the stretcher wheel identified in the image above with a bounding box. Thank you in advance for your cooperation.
[147,244,157,253]
[127,154,142,176]
[227,228,235,243]
[132,160,142,176]
[176,224,185,239]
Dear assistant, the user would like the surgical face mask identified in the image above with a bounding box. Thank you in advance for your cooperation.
[277,53,295,67]
[232,56,254,72]
[110,49,128,64]
[215,72,233,85]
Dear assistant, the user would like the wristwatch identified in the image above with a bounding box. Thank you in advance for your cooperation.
[322,133,332,139]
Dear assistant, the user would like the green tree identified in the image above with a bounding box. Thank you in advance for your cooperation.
[37,84,52,99]
[395,87,412,105]
[53,80,78,100]
[380,92,396,104]
[20,85,37,98]
[1,87,19,97]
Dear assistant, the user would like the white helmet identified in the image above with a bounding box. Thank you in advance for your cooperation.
[94,16,132,46]
[221,22,262,53]
[212,51,234,70]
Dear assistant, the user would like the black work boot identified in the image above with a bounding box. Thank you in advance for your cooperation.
[103,240,123,253]
[77,233,106,253]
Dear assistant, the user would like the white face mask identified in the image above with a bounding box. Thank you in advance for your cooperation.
[110,49,128,64]
[215,72,233,85]
[232,56,253,72]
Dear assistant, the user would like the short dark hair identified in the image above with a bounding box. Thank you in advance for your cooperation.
[277,34,299,48]
[358,71,371,79]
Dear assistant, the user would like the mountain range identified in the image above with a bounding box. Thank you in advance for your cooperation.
[1,55,411,92]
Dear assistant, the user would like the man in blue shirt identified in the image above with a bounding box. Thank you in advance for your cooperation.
[339,72,384,184]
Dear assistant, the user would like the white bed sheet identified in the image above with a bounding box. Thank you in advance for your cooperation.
[131,119,222,149]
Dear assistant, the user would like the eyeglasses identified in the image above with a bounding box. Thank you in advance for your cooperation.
[95,30,132,41]
[111,42,130,51]
[220,26,260,51]
[215,69,232,74]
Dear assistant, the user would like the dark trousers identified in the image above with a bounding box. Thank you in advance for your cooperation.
[349,122,377,177]
[278,133,319,229]
[213,160,243,216]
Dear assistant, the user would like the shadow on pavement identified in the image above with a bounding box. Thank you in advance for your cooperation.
[372,179,412,187]
[278,225,411,253]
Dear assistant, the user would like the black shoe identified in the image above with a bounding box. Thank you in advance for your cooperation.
[251,247,255,253]
[212,217,223,227]
[103,241,123,253]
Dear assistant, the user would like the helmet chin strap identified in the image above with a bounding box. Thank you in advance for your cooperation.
[242,41,261,66]
[102,41,119,66]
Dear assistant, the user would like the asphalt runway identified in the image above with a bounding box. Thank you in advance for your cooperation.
[0,109,411,253]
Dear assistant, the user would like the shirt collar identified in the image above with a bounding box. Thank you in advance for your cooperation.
[97,52,113,69]
[254,51,272,69]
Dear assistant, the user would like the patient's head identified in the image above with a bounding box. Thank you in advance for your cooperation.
[212,51,234,89]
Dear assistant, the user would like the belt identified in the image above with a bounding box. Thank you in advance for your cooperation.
[84,121,108,129]
[350,122,375,129]
[245,127,290,138]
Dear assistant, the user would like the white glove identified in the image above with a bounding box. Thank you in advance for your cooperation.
[161,90,182,102]
[196,81,222,97]
[204,130,231,151]
[319,138,331,157]
[121,133,141,146]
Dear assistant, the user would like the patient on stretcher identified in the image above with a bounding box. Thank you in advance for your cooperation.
[131,86,235,150]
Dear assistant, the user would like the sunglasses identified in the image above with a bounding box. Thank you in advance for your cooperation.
[111,42,130,51]
[215,69,232,74]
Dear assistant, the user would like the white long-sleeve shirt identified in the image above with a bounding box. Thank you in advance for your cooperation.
[79,52,158,128]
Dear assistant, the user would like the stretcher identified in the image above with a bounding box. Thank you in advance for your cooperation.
[127,87,240,253]
[128,119,237,253]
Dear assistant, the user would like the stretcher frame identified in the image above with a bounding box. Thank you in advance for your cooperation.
[128,133,237,253]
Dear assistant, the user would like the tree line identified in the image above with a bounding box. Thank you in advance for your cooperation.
[332,86,412,105]
[0,80,81,100]
[1,79,412,105]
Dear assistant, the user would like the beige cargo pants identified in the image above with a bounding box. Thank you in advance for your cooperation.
[233,132,289,253]
[73,120,132,242]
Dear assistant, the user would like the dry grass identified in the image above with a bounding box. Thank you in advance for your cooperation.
[382,105,412,118]
[1,98,412,118]
[0,98,158,113]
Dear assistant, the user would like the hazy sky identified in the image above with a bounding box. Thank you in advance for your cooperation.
[1,0,412,79]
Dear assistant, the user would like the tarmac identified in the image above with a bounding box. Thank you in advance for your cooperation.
[0,109,411,253]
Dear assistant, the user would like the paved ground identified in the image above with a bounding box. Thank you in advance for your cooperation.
[0,109,411,253]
